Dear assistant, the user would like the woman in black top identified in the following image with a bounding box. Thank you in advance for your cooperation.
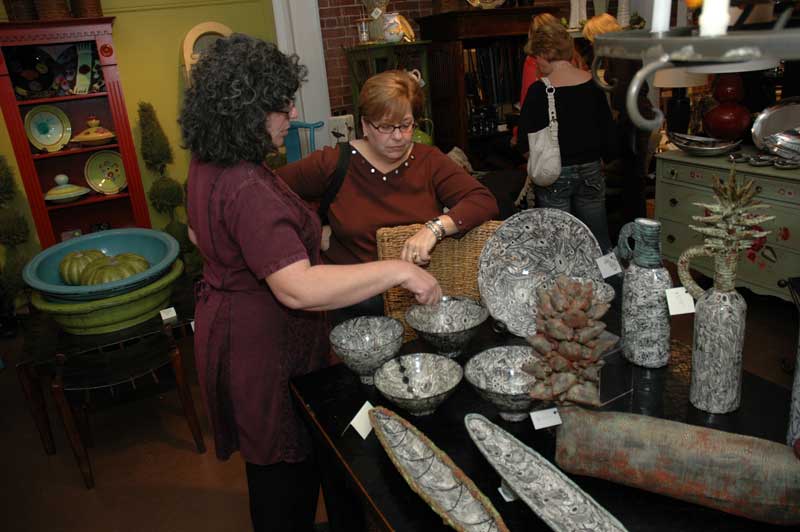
[518,23,615,251]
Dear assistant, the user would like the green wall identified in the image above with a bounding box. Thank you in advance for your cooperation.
[0,0,277,254]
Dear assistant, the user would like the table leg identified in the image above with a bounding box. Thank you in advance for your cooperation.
[166,328,206,453]
[16,362,55,455]
[51,376,94,489]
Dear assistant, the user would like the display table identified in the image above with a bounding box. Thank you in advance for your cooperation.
[291,311,791,531]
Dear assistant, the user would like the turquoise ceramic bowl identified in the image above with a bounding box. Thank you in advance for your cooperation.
[30,259,184,335]
[23,228,180,302]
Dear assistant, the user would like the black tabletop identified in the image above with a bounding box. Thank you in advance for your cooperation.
[291,314,792,532]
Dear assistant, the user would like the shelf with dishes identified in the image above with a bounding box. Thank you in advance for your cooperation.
[32,143,120,160]
[46,191,130,212]
[23,99,116,155]
[14,91,108,107]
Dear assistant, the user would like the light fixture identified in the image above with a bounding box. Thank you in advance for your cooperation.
[686,57,780,74]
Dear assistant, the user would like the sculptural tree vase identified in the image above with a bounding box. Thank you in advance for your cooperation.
[616,218,672,368]
[789,301,800,447]
[678,247,746,413]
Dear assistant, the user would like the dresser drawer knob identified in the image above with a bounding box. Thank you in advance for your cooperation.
[755,185,763,193]
[778,279,788,288]
[669,198,678,207]
[666,235,676,244]
[669,169,677,178]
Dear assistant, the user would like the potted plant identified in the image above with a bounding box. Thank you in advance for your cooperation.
[0,155,31,338]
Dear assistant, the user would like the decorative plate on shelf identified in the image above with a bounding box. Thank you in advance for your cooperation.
[464,414,629,532]
[84,150,127,194]
[477,209,603,337]
[369,407,510,532]
[24,105,72,152]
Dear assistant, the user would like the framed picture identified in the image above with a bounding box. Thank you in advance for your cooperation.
[182,22,233,85]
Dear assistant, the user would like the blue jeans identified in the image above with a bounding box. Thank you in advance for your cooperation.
[534,160,613,252]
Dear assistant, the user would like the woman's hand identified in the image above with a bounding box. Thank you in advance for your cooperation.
[400,263,442,305]
[401,227,438,265]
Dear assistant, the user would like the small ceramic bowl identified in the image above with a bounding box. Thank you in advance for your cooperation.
[374,353,463,416]
[329,316,404,385]
[464,345,540,422]
[405,296,489,357]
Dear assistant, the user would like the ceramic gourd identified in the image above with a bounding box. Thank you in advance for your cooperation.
[79,253,149,285]
[677,169,773,413]
[616,218,672,368]
[59,249,106,285]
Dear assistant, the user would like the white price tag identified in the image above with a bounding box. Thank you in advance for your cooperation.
[369,7,383,19]
[159,307,177,323]
[498,483,518,502]
[596,253,623,279]
[347,401,374,440]
[190,320,195,332]
[530,407,562,430]
[666,287,695,315]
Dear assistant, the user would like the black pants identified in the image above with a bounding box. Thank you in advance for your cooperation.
[245,458,319,532]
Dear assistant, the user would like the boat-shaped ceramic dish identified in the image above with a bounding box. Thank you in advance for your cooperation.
[477,209,603,337]
[464,413,628,532]
[369,407,510,532]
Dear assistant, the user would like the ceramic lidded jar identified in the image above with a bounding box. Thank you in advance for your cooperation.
[616,218,672,368]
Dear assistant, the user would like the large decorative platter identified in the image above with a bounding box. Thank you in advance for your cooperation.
[24,105,72,152]
[464,414,628,532]
[85,150,127,194]
[477,209,603,337]
[369,407,510,532]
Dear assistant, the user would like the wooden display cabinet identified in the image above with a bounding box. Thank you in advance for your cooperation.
[0,17,150,249]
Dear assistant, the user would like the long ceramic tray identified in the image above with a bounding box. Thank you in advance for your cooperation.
[477,209,603,337]
[369,407,510,532]
[464,413,628,532]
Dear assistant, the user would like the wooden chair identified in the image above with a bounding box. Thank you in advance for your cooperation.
[376,220,502,340]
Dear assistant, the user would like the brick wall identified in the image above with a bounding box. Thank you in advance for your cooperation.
[319,1,433,114]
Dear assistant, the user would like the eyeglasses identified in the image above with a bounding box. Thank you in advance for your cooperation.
[366,119,416,135]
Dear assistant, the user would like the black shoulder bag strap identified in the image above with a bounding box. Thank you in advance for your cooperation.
[317,142,351,225]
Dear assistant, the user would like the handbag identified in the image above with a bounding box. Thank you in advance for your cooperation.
[528,78,561,187]
[515,78,562,206]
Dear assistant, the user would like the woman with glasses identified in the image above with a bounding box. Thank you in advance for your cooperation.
[180,36,441,532]
[279,70,497,321]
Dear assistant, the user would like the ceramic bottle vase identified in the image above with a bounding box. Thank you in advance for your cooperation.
[789,326,800,447]
[616,218,672,368]
[678,247,746,413]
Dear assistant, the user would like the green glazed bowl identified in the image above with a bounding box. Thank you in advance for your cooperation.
[31,259,184,335]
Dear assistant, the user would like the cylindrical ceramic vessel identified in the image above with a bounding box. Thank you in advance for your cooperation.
[788,329,800,446]
[617,219,672,368]
[680,249,746,413]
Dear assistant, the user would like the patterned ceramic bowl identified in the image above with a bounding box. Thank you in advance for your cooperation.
[405,296,489,357]
[374,353,463,416]
[330,316,404,385]
[464,345,541,421]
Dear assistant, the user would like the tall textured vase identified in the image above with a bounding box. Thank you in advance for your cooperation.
[789,326,800,447]
[677,170,773,414]
[616,218,672,368]
[617,0,630,27]
[679,249,747,413]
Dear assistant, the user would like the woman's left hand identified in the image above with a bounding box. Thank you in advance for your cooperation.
[401,228,438,265]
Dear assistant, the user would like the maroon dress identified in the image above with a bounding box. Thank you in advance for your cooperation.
[187,159,328,465]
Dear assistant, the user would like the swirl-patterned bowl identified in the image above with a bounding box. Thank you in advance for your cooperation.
[464,345,541,421]
[330,316,404,384]
[405,296,489,357]
[374,353,463,416]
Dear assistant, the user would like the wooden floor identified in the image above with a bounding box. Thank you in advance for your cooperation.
[0,265,796,532]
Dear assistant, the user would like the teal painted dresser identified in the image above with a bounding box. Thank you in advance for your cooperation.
[655,148,800,302]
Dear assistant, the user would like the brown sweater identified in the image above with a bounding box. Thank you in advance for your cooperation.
[278,143,498,264]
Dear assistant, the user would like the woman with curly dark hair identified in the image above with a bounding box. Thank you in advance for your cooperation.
[180,34,441,532]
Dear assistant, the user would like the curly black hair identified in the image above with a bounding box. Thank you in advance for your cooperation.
[179,34,307,166]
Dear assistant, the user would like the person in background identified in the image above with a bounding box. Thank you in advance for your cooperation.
[583,13,656,223]
[512,12,587,149]
[518,23,616,251]
[180,35,441,532]
[279,70,497,322]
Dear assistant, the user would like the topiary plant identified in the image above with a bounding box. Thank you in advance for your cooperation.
[138,102,202,278]
[0,155,31,330]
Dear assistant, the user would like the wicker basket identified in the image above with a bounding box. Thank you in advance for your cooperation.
[33,0,70,19]
[71,0,102,17]
[3,0,37,20]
